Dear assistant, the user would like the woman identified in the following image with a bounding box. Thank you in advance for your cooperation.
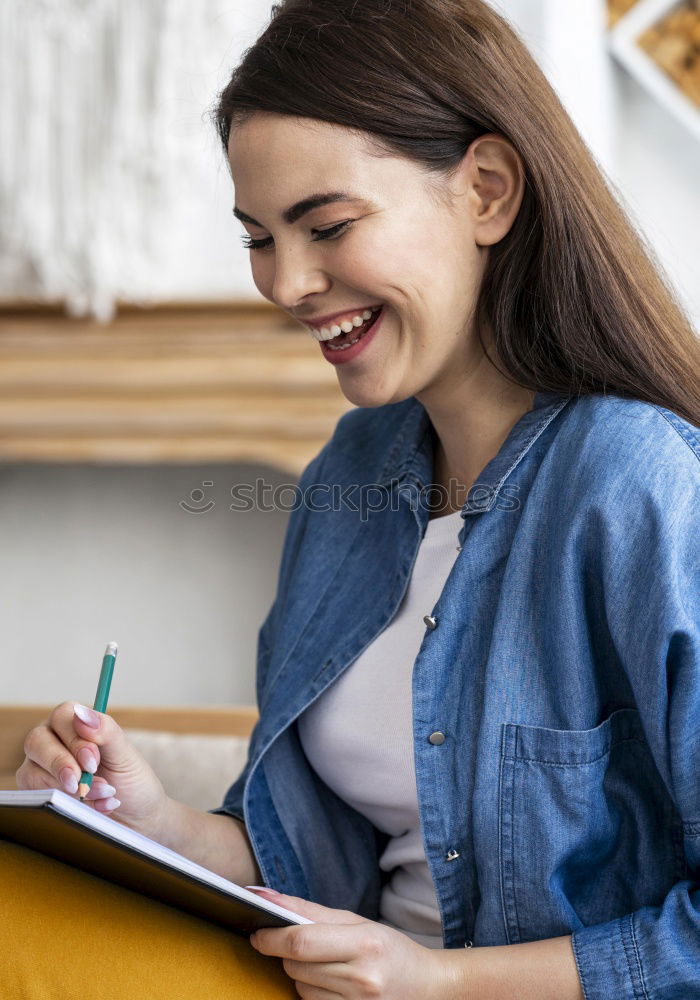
[10,1,700,998]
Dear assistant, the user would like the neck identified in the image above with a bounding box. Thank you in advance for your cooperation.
[416,353,535,518]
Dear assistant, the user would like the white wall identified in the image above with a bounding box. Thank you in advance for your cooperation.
[0,463,291,706]
[609,63,700,326]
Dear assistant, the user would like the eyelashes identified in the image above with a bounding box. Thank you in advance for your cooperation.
[240,234,272,250]
[240,220,354,251]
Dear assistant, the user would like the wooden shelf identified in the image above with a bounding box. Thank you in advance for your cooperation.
[0,305,354,475]
[608,0,642,29]
[609,0,700,140]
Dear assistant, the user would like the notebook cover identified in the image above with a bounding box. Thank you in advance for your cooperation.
[0,800,297,936]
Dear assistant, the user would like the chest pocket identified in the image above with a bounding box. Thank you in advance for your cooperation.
[497,707,686,944]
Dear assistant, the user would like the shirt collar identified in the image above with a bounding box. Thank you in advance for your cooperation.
[378,390,571,513]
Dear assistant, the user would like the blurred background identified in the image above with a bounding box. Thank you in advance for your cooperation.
[1,0,698,708]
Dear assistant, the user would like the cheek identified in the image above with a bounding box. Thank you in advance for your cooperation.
[381,221,451,293]
[343,258,388,294]
[250,257,275,300]
[335,232,422,304]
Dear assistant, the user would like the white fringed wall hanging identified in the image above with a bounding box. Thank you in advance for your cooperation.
[0,0,256,321]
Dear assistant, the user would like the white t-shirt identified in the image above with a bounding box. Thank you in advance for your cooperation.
[297,509,463,949]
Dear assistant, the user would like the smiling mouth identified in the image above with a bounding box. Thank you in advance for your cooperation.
[323,307,383,350]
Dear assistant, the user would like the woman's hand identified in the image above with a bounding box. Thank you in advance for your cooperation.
[247,889,458,1000]
[16,701,172,841]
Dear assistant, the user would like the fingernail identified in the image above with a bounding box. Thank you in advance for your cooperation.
[78,749,98,774]
[93,782,116,797]
[244,885,281,897]
[103,797,120,810]
[74,704,99,728]
[60,767,79,794]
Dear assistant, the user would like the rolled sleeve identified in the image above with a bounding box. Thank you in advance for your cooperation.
[573,873,700,999]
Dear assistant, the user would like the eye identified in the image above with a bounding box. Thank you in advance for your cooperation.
[239,233,272,251]
[312,220,355,242]
[240,220,354,252]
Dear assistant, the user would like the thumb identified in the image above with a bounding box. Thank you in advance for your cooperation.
[71,703,141,771]
[244,888,364,924]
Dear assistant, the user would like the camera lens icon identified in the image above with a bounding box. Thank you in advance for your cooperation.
[179,482,216,513]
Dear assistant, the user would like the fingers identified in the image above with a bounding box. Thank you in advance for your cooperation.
[67,701,136,775]
[81,776,121,812]
[15,757,60,792]
[252,921,362,964]
[17,701,140,822]
[247,889,362,925]
[84,777,117,801]
[92,798,121,813]
[15,758,119,809]
[50,701,103,774]
[20,700,121,795]
[21,722,87,795]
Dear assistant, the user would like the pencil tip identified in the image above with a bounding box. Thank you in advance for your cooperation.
[78,783,90,801]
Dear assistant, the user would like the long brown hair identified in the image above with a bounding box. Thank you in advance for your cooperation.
[213,0,700,426]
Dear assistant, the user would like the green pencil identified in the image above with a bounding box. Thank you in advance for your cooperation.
[78,641,118,801]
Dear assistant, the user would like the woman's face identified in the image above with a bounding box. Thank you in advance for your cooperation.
[228,112,514,409]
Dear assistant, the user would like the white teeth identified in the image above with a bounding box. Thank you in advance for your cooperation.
[327,335,361,351]
[308,326,336,341]
[307,307,381,342]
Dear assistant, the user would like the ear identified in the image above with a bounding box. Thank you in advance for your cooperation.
[458,134,526,247]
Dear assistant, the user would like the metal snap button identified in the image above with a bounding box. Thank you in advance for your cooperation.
[423,615,438,630]
[445,849,460,862]
[428,731,446,745]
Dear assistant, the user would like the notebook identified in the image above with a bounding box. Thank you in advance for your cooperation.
[0,788,312,935]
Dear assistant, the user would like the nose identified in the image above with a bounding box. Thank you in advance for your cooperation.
[270,244,330,311]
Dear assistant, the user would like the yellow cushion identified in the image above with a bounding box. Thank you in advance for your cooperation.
[0,839,296,1000]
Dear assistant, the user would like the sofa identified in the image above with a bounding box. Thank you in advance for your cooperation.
[0,704,258,812]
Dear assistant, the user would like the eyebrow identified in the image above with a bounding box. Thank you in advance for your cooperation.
[232,191,363,228]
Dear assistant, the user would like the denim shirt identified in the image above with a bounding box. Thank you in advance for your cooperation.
[210,389,700,999]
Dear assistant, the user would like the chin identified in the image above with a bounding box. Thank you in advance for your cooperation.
[337,379,412,410]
